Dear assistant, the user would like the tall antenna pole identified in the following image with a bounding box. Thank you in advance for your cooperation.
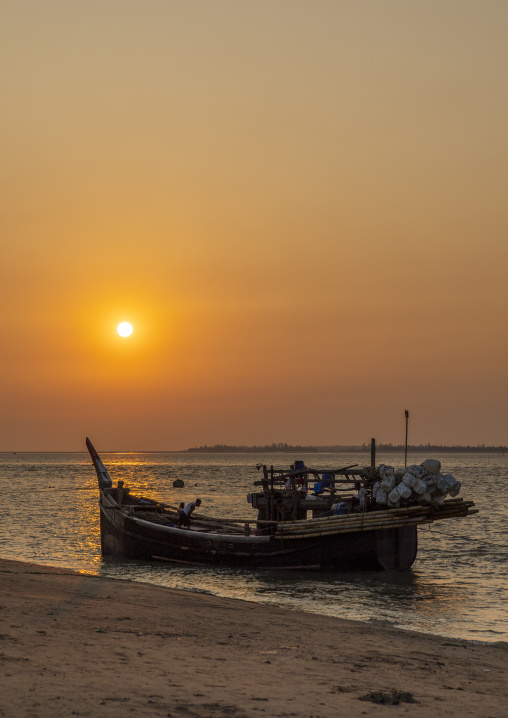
[404,410,409,468]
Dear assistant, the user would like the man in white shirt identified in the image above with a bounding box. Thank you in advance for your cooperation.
[178,498,202,529]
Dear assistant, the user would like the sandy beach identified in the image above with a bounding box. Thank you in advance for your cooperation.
[0,558,506,718]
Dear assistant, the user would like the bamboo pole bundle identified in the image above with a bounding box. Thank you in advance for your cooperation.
[276,499,475,532]
[211,506,430,528]
[156,503,247,531]
[194,516,246,531]
[275,503,476,537]
[276,514,427,534]
[184,516,245,532]
[126,503,246,533]
[276,504,431,529]
[214,505,450,528]
[193,522,244,533]
[437,500,474,509]
[123,496,475,534]
[423,507,477,523]
[144,500,243,529]
[195,497,474,527]
[435,499,473,511]
[276,516,428,539]
[192,502,477,534]
[424,501,475,516]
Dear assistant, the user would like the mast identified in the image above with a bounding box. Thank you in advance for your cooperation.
[404,410,409,468]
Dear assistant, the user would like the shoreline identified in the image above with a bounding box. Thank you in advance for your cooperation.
[1,558,507,717]
[4,556,502,647]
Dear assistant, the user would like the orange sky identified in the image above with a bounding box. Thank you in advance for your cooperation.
[1,2,507,450]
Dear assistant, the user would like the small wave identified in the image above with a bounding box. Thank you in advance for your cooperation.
[367,618,397,627]
[180,587,214,596]
[463,639,508,649]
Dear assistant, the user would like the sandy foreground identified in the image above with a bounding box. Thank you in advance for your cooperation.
[0,559,507,718]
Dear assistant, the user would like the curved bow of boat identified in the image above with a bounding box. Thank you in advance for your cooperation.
[86,437,113,489]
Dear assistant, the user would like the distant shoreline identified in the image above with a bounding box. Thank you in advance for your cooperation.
[184,444,507,454]
[1,445,506,454]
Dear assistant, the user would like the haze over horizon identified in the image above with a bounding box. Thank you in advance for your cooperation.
[1,2,507,452]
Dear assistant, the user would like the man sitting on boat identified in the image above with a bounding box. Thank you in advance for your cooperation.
[298,477,307,496]
[314,473,333,495]
[178,499,202,529]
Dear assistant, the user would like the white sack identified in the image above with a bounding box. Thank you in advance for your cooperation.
[396,482,412,499]
[380,476,396,492]
[413,478,427,495]
[421,459,441,475]
[418,489,433,504]
[443,473,458,491]
[379,464,395,480]
[424,477,438,494]
[435,474,449,495]
[407,464,425,479]
[402,472,417,488]
[357,487,367,508]
[449,481,461,497]
[388,488,401,505]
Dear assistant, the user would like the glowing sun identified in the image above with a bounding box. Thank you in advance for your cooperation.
[117,322,133,337]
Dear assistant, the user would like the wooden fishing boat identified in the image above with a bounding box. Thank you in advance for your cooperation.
[86,438,477,572]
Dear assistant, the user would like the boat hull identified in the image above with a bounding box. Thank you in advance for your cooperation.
[99,500,417,571]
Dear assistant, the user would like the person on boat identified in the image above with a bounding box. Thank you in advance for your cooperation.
[116,480,125,504]
[314,472,333,495]
[174,501,185,524]
[321,473,333,490]
[178,499,202,529]
[354,486,367,511]
[285,476,307,496]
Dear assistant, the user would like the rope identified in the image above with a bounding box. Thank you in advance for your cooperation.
[424,524,497,547]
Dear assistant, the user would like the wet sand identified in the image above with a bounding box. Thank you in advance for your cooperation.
[0,558,506,717]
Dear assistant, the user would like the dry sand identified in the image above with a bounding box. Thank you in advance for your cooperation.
[0,558,506,718]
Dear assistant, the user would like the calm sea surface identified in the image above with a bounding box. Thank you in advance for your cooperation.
[1,451,506,644]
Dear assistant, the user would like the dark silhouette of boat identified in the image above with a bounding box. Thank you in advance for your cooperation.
[86,437,476,571]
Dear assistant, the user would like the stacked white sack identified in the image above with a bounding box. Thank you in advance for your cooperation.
[421,459,441,475]
[373,460,460,507]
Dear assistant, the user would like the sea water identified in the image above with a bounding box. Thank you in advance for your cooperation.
[1,451,506,643]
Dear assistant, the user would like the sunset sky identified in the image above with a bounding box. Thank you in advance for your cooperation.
[1,1,507,451]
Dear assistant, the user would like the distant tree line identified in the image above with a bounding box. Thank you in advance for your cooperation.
[186,443,319,453]
[186,443,507,453]
[359,443,507,453]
